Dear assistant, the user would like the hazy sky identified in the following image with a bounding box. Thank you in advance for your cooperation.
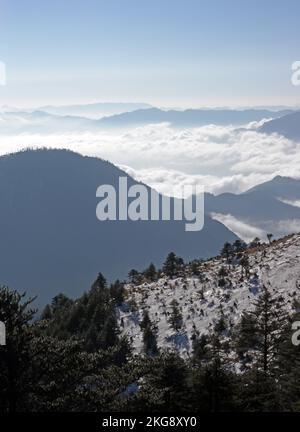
[0,0,300,107]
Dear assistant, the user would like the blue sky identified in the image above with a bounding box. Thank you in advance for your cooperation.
[0,0,300,107]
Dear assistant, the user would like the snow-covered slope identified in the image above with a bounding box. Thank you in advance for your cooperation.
[118,234,300,356]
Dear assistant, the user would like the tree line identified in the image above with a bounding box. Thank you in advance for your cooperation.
[0,237,300,412]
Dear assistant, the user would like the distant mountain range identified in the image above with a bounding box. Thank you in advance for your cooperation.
[1,102,153,120]
[0,110,98,134]
[99,107,292,128]
[0,149,237,305]
[37,102,153,119]
[259,110,300,141]
[205,176,300,241]
[207,175,300,220]
[0,108,293,135]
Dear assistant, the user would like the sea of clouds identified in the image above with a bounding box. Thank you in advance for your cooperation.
[0,118,299,198]
[1,117,300,241]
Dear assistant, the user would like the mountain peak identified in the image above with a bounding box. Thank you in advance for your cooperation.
[0,148,237,305]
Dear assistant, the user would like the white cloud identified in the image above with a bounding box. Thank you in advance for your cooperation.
[273,219,300,236]
[210,212,300,243]
[210,213,266,243]
[277,197,300,208]
[117,165,267,197]
[0,119,299,197]
[260,219,300,238]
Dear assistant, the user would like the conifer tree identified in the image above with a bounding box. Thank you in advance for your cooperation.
[144,263,157,282]
[275,305,300,410]
[249,285,287,376]
[236,285,289,410]
[128,269,140,284]
[168,299,183,331]
[140,310,159,356]
[220,242,233,263]
[163,252,183,278]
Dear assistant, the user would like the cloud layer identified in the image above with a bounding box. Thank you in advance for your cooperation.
[0,120,299,197]
[211,213,266,243]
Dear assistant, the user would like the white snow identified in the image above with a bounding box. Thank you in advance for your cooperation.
[118,234,300,357]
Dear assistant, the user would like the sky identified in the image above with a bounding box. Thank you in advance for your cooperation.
[0,0,300,107]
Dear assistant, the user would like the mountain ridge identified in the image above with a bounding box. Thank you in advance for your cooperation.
[120,233,300,356]
[99,107,292,128]
[0,148,237,305]
[259,110,300,140]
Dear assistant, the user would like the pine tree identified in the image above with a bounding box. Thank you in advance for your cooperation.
[191,331,236,412]
[192,334,209,361]
[249,285,287,376]
[133,352,188,411]
[0,286,36,412]
[144,263,157,282]
[40,304,52,320]
[234,311,259,366]
[236,285,289,410]
[128,269,140,284]
[233,239,247,253]
[240,254,250,277]
[92,272,107,290]
[140,310,158,356]
[163,252,183,278]
[275,305,300,410]
[220,242,233,263]
[168,299,183,331]
[190,260,201,277]
[110,280,125,305]
[214,307,227,334]
[250,237,261,248]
